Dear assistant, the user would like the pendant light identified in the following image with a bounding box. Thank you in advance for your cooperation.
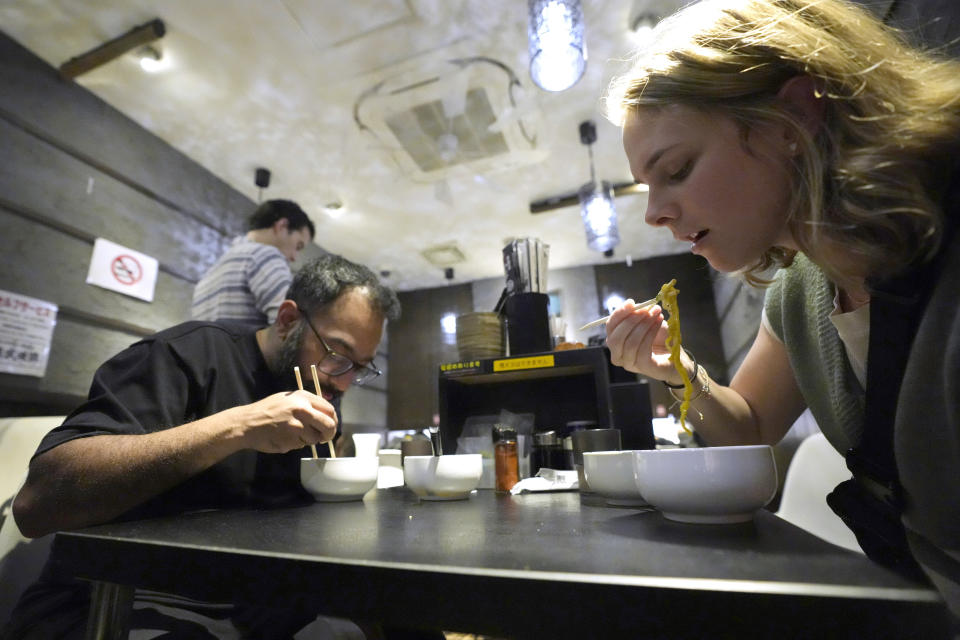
[577,121,620,252]
[527,0,587,92]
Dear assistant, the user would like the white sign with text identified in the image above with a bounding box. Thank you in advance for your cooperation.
[0,289,58,377]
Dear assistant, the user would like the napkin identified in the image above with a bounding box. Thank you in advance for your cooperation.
[509,468,579,494]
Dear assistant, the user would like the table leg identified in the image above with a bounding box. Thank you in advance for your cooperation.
[84,581,133,640]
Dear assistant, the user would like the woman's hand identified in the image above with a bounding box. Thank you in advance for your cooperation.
[229,390,338,454]
[605,299,690,384]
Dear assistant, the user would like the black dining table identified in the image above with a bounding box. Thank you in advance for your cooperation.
[51,487,949,639]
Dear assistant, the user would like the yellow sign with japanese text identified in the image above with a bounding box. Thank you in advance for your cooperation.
[492,355,555,372]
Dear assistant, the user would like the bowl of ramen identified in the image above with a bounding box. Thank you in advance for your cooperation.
[403,454,483,501]
[300,456,379,502]
[583,450,649,507]
[632,445,777,523]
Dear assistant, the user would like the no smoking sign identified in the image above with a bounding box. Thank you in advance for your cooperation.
[86,238,158,302]
[111,254,143,285]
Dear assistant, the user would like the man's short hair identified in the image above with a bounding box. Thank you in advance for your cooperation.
[248,199,316,239]
[289,254,401,322]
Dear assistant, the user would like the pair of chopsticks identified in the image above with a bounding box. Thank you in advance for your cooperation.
[294,365,336,460]
[577,296,660,331]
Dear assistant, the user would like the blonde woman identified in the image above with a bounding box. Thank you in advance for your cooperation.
[603,0,960,622]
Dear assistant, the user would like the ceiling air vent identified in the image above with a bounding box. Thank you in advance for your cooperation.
[355,57,543,183]
[420,242,466,267]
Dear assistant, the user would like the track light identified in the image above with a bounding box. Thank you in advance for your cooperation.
[59,18,165,80]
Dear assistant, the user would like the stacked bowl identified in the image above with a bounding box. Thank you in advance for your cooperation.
[456,312,504,361]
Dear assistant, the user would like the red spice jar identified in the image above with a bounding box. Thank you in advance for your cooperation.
[493,425,519,493]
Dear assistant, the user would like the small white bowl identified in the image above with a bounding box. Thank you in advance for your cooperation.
[633,445,778,523]
[583,450,649,507]
[403,454,483,501]
[300,457,379,502]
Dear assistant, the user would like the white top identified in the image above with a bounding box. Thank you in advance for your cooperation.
[763,293,870,389]
[828,291,870,389]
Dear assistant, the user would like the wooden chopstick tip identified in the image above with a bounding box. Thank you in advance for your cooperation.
[293,366,304,390]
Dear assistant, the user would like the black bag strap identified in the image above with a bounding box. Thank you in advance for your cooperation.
[827,220,951,580]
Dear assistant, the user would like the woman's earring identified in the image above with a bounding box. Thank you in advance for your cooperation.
[789,142,798,153]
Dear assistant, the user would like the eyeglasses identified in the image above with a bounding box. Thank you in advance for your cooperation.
[302,314,382,386]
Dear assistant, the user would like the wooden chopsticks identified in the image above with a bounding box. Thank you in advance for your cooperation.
[577,296,660,331]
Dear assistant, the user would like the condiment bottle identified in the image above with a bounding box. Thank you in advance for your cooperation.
[531,430,563,475]
[493,425,519,493]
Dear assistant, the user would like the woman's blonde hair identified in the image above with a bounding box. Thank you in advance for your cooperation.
[606,0,960,287]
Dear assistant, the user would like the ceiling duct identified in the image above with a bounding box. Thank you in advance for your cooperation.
[355,57,544,183]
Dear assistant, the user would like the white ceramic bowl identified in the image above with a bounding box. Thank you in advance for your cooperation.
[583,450,649,507]
[300,456,379,502]
[633,445,778,523]
[403,454,483,501]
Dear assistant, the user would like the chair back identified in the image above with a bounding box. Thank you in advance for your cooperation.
[776,432,862,553]
[0,416,64,626]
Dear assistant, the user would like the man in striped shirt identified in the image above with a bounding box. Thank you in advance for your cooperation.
[192,199,316,328]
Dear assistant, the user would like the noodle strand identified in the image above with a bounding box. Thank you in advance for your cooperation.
[658,279,694,434]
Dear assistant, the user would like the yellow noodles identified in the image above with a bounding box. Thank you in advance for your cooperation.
[658,279,693,434]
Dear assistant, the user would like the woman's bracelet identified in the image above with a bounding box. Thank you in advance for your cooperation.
[662,350,711,403]
[667,365,711,404]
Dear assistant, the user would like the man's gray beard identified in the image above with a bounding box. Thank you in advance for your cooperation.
[270,322,304,385]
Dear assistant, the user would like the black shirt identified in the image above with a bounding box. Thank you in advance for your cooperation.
[35,321,318,519]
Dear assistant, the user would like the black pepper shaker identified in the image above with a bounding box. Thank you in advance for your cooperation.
[531,430,564,475]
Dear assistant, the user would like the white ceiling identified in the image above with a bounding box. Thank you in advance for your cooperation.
[1,0,690,291]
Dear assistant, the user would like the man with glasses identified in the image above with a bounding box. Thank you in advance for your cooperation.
[5,254,405,639]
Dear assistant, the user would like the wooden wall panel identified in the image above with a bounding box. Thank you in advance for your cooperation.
[0,211,192,333]
[0,34,249,235]
[0,118,229,282]
[0,317,146,414]
[0,31,254,415]
[387,284,473,429]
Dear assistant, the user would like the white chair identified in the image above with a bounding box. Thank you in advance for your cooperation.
[0,416,65,626]
[776,432,864,553]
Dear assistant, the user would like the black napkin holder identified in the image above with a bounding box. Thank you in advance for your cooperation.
[504,292,551,356]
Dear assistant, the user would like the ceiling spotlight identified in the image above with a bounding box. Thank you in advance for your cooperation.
[253,167,270,202]
[629,12,660,46]
[527,0,587,92]
[323,202,345,218]
[138,46,163,72]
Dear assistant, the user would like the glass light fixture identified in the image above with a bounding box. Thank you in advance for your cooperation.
[579,181,620,252]
[527,0,587,92]
[577,121,620,252]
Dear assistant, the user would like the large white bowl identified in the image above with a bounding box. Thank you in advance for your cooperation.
[403,454,483,501]
[633,445,778,523]
[300,457,379,502]
[583,451,649,507]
